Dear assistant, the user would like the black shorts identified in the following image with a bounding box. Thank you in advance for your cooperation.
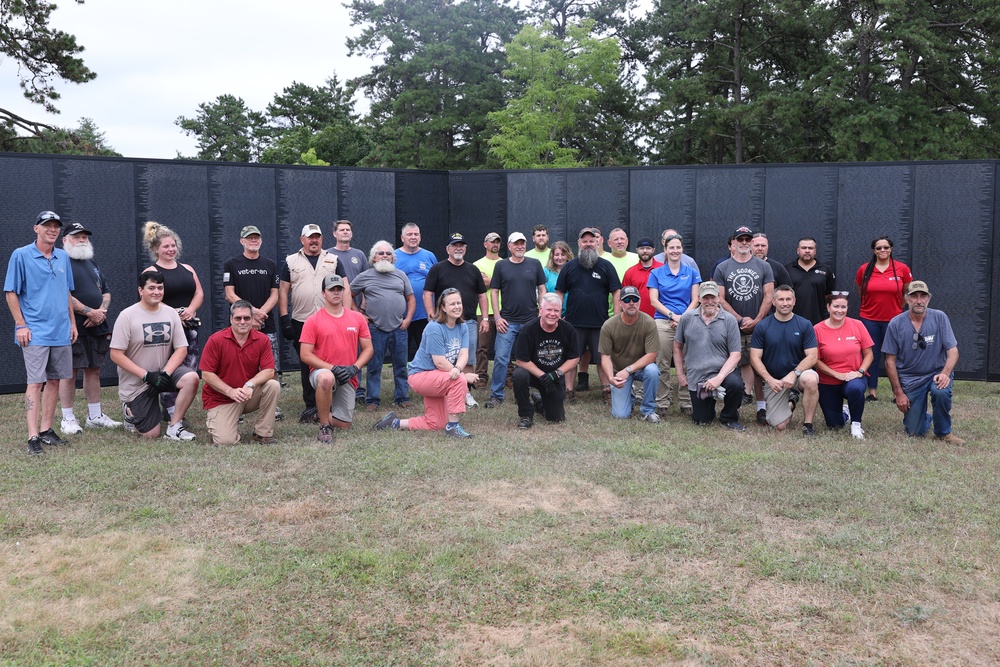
[72,334,111,370]
[123,366,195,434]
[575,327,602,362]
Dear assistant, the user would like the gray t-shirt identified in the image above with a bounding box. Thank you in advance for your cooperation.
[675,308,741,388]
[328,247,369,307]
[110,302,187,402]
[713,256,775,319]
[882,308,957,392]
[349,267,414,332]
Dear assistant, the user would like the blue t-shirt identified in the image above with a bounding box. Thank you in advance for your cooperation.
[882,309,957,392]
[647,263,701,319]
[394,248,437,322]
[749,313,817,378]
[409,320,468,374]
[3,243,75,346]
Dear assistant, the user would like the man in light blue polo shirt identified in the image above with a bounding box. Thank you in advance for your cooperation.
[4,211,78,455]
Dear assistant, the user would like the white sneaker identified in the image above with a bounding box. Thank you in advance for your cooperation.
[60,415,83,435]
[465,392,479,408]
[86,413,122,429]
[641,412,662,423]
[843,405,850,423]
[850,422,865,440]
[165,422,196,441]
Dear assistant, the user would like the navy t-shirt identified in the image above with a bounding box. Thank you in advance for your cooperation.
[750,313,817,378]
[555,257,622,328]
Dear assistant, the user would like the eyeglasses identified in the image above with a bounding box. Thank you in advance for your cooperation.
[874,245,891,251]
[232,315,253,322]
[912,332,927,350]
[831,291,850,297]
[621,296,640,304]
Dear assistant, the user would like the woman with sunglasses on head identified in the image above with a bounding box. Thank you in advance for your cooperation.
[372,288,477,438]
[856,236,911,402]
[813,292,874,439]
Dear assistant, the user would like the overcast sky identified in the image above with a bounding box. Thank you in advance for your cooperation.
[1,0,373,159]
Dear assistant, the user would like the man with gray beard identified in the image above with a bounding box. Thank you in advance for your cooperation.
[57,223,122,435]
[350,241,416,411]
[555,228,622,400]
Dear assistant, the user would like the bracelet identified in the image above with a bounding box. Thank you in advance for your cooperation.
[15,325,28,330]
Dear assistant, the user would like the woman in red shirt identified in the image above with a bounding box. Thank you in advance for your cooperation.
[814,292,874,439]
[855,236,911,402]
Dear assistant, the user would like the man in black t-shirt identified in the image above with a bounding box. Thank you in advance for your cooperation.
[513,293,580,428]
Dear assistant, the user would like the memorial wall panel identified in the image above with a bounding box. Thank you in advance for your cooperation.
[396,171,450,255]
[762,166,838,271]
[567,170,628,239]
[507,171,566,243]
[629,168,697,255]
[695,168,765,278]
[449,172,506,258]
[339,170,396,257]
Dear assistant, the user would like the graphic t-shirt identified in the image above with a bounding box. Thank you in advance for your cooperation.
[110,303,187,402]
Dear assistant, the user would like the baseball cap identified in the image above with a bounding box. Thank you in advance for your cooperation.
[241,225,261,238]
[733,226,754,239]
[300,224,322,237]
[36,211,62,226]
[323,274,345,290]
[906,280,931,296]
[635,236,655,248]
[447,232,467,245]
[578,227,597,239]
[62,222,91,238]
[699,281,720,297]
[620,286,641,301]
[508,232,527,244]
[484,232,501,242]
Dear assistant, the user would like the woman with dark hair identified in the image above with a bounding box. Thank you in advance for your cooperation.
[814,291,874,439]
[855,235,911,402]
[143,221,205,421]
[372,288,477,438]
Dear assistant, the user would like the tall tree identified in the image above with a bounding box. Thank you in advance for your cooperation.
[487,20,629,168]
[175,94,268,162]
[1,0,97,149]
[346,0,524,169]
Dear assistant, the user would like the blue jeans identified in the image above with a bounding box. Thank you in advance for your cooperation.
[490,321,522,401]
[817,378,867,428]
[902,374,954,437]
[463,320,478,368]
[860,318,889,392]
[367,327,409,405]
[611,365,659,418]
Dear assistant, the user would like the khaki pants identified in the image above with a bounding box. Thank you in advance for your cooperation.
[655,319,691,411]
[205,379,280,445]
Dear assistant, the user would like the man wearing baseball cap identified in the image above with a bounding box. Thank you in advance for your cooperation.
[4,211,78,454]
[278,223,349,422]
[57,222,123,436]
[298,274,373,443]
[883,281,965,445]
[598,286,661,422]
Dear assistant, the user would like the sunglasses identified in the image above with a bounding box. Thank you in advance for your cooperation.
[912,332,927,350]
[874,245,892,251]
[831,291,850,297]
[232,315,253,322]
[621,296,640,304]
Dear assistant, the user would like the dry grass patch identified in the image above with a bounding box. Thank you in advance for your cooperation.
[0,531,200,642]
[462,478,620,516]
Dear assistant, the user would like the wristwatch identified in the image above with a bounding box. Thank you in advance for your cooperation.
[794,369,802,377]
[244,381,256,389]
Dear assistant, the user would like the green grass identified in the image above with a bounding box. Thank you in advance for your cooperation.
[0,374,997,665]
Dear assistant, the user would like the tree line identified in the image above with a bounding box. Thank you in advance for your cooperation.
[4,0,999,166]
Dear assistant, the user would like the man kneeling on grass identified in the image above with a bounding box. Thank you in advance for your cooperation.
[298,275,373,444]
[199,300,281,445]
[110,271,199,440]
[512,293,579,429]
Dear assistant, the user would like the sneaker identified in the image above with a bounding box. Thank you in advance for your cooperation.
[38,428,68,446]
[723,421,746,432]
[465,392,479,408]
[60,415,83,435]
[85,413,122,429]
[517,417,533,429]
[843,405,851,424]
[788,389,801,412]
[165,422,196,441]
[365,403,379,412]
[641,412,662,423]
[934,433,966,446]
[575,372,590,392]
[446,424,473,438]
[850,422,865,440]
[372,411,399,431]
[124,419,138,434]
[756,408,767,426]
[394,400,413,409]
[530,390,544,415]
[865,394,878,402]
[742,392,754,406]
[274,406,285,421]
[566,390,575,403]
[27,436,44,456]
[680,406,693,416]
[317,423,334,443]
[802,423,816,437]
[251,431,279,445]
[484,397,503,409]
[602,388,612,405]
[298,407,319,423]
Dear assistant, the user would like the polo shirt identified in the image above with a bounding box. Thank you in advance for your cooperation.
[3,242,75,346]
[199,327,276,410]
[786,260,836,324]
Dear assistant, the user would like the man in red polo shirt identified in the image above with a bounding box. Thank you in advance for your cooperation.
[199,300,281,445]
[621,236,663,318]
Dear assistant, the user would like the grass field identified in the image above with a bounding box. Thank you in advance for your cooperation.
[1,373,998,666]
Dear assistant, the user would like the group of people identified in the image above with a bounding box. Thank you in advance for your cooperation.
[4,212,965,454]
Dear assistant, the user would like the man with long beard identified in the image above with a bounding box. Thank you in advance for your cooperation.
[555,228,621,402]
[350,241,416,412]
[57,223,123,435]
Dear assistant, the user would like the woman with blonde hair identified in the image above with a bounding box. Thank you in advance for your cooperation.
[142,222,205,422]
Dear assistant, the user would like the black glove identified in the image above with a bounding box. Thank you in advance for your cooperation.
[538,372,554,388]
[332,365,359,385]
[280,314,293,340]
[143,371,172,391]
